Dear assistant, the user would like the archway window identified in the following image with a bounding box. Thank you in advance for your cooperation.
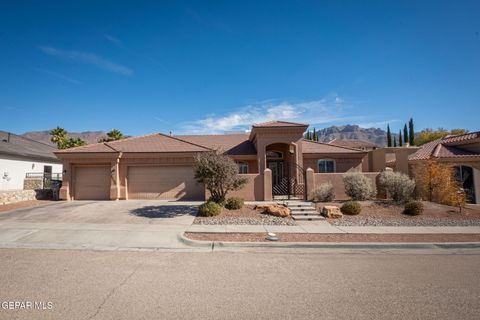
[318,159,336,173]
[266,150,283,159]
[237,162,249,174]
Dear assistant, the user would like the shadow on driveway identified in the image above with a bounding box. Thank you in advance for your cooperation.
[129,205,198,219]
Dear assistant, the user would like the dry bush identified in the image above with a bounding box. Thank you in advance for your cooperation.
[311,182,335,202]
[342,172,376,201]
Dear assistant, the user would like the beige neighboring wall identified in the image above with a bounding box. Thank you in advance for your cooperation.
[303,154,364,173]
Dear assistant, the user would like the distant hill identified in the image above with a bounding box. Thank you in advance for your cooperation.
[314,125,387,146]
[21,130,107,146]
[21,125,389,147]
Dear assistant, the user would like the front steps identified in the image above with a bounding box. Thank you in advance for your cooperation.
[279,201,324,221]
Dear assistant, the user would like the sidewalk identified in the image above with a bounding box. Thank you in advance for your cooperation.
[186,221,480,234]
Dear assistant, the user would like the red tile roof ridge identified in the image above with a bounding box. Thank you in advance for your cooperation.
[302,138,366,153]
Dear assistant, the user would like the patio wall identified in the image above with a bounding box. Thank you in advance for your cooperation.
[312,172,380,200]
[205,174,264,201]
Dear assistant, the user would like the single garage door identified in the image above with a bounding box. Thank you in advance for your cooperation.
[127,166,204,200]
[74,166,111,200]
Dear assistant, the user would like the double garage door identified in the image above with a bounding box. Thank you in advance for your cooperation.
[73,165,204,200]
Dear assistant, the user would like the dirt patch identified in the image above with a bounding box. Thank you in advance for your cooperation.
[194,205,295,226]
[0,200,53,213]
[185,232,480,243]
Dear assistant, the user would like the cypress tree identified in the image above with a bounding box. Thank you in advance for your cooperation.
[399,130,403,147]
[403,124,408,144]
[387,125,392,147]
[393,135,397,147]
[306,130,311,140]
[408,118,415,145]
[313,128,317,141]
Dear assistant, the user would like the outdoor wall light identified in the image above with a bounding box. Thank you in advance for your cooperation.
[289,145,294,154]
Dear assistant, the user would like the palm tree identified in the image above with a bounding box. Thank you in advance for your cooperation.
[99,129,126,142]
[50,127,68,149]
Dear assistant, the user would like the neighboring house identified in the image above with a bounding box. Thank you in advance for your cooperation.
[0,131,62,190]
[328,139,378,151]
[55,121,377,201]
[408,131,480,204]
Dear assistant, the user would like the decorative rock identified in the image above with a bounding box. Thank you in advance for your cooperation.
[256,204,291,218]
[321,205,343,219]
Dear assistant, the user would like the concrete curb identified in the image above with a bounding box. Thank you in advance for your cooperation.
[178,233,480,250]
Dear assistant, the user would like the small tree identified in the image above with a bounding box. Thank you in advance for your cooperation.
[393,136,397,147]
[343,172,376,201]
[398,130,403,147]
[408,118,415,146]
[193,151,248,204]
[387,124,392,147]
[413,160,466,209]
[403,124,408,144]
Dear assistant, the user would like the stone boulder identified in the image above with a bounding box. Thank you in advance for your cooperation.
[256,204,291,218]
[321,205,343,219]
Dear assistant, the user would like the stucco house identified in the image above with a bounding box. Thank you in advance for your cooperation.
[55,121,379,201]
[408,131,480,203]
[0,131,62,190]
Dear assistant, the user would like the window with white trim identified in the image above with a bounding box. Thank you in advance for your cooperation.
[318,159,336,173]
[237,162,249,174]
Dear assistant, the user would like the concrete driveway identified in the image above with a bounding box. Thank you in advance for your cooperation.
[0,201,204,250]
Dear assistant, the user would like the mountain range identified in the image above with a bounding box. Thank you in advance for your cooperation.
[20,125,388,147]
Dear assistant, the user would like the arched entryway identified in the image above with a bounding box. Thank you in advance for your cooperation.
[265,143,305,199]
[455,165,476,204]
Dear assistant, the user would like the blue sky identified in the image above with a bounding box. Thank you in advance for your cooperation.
[1,0,479,136]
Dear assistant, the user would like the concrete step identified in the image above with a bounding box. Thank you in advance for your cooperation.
[291,210,320,216]
[289,207,316,212]
[283,201,313,207]
[292,215,325,221]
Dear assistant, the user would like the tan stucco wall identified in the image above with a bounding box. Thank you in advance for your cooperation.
[303,155,363,173]
[217,174,263,201]
[312,172,380,201]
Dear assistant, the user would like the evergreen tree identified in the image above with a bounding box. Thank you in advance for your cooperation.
[387,125,392,147]
[313,128,317,141]
[403,124,408,144]
[398,130,403,147]
[408,118,415,146]
[393,135,397,147]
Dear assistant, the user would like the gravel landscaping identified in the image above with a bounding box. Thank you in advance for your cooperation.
[194,205,296,226]
[316,200,480,227]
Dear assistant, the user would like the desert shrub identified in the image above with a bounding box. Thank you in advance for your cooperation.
[403,201,424,216]
[311,182,335,202]
[225,197,244,210]
[340,201,362,215]
[198,201,222,217]
[378,171,415,203]
[194,151,248,204]
[342,172,376,201]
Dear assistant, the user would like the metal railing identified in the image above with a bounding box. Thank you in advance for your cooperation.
[25,172,63,180]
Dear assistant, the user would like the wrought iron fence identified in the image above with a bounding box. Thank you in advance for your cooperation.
[25,172,63,189]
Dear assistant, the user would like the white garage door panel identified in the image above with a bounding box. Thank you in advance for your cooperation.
[74,166,111,200]
[128,166,204,200]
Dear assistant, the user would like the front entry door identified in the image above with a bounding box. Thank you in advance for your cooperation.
[267,161,284,194]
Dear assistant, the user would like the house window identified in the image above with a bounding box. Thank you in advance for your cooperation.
[318,159,336,173]
[237,162,249,174]
[266,150,283,159]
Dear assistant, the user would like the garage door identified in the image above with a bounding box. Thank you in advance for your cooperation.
[127,166,204,200]
[74,166,110,200]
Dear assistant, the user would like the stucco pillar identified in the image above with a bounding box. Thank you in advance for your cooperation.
[110,157,120,200]
[263,168,272,201]
[395,149,410,175]
[306,168,315,201]
[370,149,386,172]
[59,161,71,200]
[474,168,480,204]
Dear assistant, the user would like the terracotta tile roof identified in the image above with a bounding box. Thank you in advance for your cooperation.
[409,132,480,161]
[328,139,377,149]
[56,133,211,153]
[441,131,480,145]
[301,139,366,154]
[252,120,308,128]
[176,134,256,155]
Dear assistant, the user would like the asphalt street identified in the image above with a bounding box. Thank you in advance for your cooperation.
[0,248,479,320]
